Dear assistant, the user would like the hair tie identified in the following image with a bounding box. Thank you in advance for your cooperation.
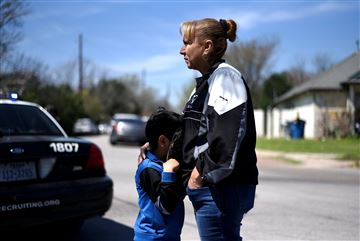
[219,19,229,33]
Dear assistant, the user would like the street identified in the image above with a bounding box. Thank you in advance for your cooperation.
[37,135,360,241]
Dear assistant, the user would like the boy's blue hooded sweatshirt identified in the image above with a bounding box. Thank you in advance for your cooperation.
[134,151,184,241]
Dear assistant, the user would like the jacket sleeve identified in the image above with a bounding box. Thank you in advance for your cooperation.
[195,67,249,184]
[140,168,184,215]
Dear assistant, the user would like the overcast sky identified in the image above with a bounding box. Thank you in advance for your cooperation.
[17,0,359,106]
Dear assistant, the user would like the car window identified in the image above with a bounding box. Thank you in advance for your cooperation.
[77,118,91,124]
[0,104,63,136]
[118,119,144,124]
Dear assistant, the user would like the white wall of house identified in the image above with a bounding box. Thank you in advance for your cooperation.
[257,90,352,139]
[313,91,348,138]
[266,94,317,139]
[254,109,264,136]
[267,106,315,139]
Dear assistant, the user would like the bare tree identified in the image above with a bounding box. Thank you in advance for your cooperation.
[52,60,78,88]
[317,109,351,138]
[177,79,195,112]
[312,52,334,74]
[286,52,334,86]
[225,37,278,90]
[286,57,312,85]
[0,0,28,61]
[0,53,50,95]
[52,58,105,90]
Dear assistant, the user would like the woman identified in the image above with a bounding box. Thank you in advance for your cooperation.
[139,18,258,241]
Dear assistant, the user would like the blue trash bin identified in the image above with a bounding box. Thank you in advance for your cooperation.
[289,120,305,139]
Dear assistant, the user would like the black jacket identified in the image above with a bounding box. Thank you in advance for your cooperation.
[171,61,258,186]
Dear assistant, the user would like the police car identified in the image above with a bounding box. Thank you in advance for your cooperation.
[0,94,113,231]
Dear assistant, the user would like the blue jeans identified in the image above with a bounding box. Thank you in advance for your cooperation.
[187,184,256,241]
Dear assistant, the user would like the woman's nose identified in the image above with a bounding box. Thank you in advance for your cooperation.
[180,46,185,55]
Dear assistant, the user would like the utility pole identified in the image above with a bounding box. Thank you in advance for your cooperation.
[78,33,83,94]
[141,68,146,91]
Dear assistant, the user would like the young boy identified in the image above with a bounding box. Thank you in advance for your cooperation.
[134,107,185,241]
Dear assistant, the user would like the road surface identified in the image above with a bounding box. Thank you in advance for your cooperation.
[10,135,359,241]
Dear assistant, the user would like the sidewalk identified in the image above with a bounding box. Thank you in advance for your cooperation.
[256,149,356,169]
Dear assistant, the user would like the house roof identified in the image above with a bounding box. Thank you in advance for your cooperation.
[275,51,360,104]
[341,70,360,86]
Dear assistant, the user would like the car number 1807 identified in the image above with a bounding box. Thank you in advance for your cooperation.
[49,143,79,153]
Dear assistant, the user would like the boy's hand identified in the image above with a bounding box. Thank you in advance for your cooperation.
[163,159,179,172]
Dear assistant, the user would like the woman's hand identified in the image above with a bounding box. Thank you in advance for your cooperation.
[188,167,203,189]
[137,142,150,165]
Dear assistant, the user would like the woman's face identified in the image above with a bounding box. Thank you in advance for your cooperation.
[180,36,207,73]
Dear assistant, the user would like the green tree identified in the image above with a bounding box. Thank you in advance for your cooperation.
[261,72,292,108]
[22,84,85,134]
[177,79,195,112]
[93,78,138,116]
[91,75,169,118]
[82,88,105,123]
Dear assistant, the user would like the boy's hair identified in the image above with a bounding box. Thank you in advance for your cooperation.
[145,107,181,150]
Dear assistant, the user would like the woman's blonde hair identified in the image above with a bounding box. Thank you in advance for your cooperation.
[180,18,237,64]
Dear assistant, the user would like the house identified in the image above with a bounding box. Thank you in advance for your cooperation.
[266,51,360,139]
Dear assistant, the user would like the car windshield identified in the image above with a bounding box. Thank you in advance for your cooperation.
[0,104,64,136]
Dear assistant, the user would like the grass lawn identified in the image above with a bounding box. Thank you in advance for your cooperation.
[256,137,360,161]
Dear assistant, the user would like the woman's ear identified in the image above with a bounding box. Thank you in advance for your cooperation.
[203,39,213,55]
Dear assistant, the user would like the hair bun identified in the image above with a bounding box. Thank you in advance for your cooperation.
[219,19,229,33]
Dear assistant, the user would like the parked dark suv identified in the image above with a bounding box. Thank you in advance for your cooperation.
[110,113,147,146]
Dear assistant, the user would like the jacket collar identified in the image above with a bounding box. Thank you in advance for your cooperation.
[195,59,225,88]
[146,150,164,165]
